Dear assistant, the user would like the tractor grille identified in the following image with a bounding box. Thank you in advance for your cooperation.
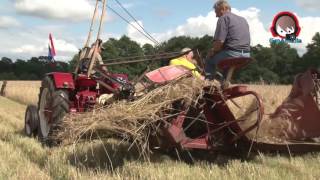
[312,73,320,110]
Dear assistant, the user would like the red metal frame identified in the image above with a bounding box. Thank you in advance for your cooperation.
[47,72,130,114]
[162,85,264,151]
[48,72,75,89]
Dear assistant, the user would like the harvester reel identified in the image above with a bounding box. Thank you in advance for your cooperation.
[38,76,69,145]
[24,105,39,137]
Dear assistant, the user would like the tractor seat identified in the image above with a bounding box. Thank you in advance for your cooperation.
[217,57,252,71]
[217,57,252,89]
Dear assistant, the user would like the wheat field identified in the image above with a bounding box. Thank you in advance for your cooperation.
[1,81,41,105]
[0,81,320,179]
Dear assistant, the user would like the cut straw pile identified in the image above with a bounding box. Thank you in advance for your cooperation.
[57,77,213,157]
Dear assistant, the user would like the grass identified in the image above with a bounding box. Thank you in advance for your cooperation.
[1,82,320,179]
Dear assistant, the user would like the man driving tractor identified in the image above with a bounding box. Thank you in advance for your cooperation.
[205,0,251,80]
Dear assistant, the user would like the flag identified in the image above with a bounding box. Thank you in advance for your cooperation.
[48,33,56,61]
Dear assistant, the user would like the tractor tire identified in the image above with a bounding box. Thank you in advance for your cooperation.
[24,105,39,137]
[38,76,69,146]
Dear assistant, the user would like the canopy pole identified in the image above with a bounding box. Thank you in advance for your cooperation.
[87,0,108,77]
[96,0,107,40]
[74,0,100,74]
[84,0,100,48]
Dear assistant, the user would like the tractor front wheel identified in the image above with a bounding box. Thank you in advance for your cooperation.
[38,76,69,146]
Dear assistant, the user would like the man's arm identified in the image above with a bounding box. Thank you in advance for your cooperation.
[208,16,228,57]
[207,40,223,58]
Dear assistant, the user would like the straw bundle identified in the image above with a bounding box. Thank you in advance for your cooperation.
[57,77,215,157]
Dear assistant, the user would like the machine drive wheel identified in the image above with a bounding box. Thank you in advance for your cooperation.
[38,76,69,146]
[24,105,39,137]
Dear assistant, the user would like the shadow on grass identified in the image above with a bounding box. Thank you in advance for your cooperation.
[15,129,319,173]
[67,139,258,171]
[70,139,320,171]
[67,139,177,171]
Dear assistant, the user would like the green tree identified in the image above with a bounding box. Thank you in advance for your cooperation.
[0,72,17,80]
[270,42,300,83]
[101,35,146,78]
[0,57,13,73]
[300,32,320,71]
[142,43,155,55]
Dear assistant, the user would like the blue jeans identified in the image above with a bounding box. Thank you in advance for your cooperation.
[204,50,250,80]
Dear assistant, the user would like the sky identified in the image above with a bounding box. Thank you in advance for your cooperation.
[0,0,320,61]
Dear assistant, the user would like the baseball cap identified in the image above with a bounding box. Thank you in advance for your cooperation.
[181,47,192,53]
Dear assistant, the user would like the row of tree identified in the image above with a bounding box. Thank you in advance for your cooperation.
[0,57,69,80]
[1,32,319,84]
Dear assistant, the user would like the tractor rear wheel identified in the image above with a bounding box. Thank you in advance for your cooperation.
[24,105,39,137]
[38,76,69,146]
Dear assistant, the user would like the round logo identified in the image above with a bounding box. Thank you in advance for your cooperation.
[270,11,301,41]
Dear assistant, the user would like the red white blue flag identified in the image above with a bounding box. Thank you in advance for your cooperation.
[48,33,56,61]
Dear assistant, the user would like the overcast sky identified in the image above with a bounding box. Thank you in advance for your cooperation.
[0,0,320,61]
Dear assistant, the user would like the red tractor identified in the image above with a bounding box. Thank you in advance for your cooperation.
[24,69,135,144]
[24,47,265,150]
[24,40,195,145]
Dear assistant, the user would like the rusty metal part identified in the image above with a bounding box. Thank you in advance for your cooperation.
[94,67,127,87]
[160,84,264,151]
[270,69,320,140]
[101,51,184,66]
[96,80,118,94]
[311,72,320,109]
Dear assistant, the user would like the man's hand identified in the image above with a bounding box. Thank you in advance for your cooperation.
[213,40,224,52]
[207,40,224,58]
[207,48,215,58]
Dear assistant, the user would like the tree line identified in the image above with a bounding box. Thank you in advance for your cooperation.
[0,32,319,84]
